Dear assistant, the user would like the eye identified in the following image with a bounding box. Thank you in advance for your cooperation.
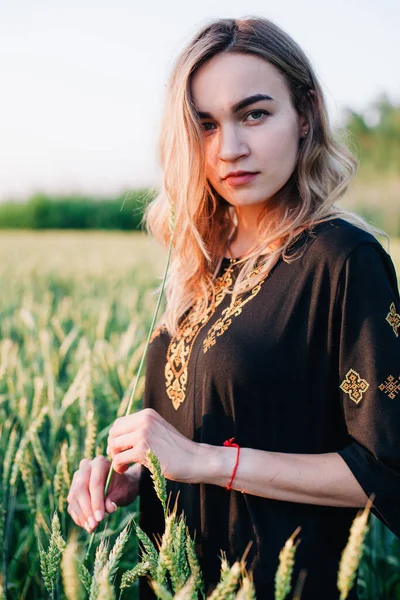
[200,122,216,132]
[244,110,270,122]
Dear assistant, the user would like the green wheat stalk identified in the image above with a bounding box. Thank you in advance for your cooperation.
[39,512,67,598]
[106,517,133,581]
[85,212,175,561]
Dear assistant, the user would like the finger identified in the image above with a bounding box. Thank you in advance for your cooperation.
[67,503,81,527]
[70,467,97,531]
[109,414,137,438]
[109,408,159,438]
[112,447,141,474]
[68,459,91,497]
[89,456,110,523]
[75,495,97,532]
[105,497,118,514]
[67,500,87,530]
[107,431,137,459]
[67,462,92,528]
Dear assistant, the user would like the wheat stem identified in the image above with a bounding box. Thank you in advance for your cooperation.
[85,233,173,562]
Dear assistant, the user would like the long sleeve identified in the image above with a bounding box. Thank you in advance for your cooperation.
[335,241,400,537]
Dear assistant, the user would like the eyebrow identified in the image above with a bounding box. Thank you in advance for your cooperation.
[197,93,275,119]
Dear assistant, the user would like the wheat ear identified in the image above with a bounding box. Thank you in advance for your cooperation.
[39,511,67,596]
[151,581,174,600]
[337,501,372,600]
[274,527,301,600]
[10,406,48,488]
[146,448,168,516]
[106,518,133,581]
[89,538,109,600]
[156,512,176,589]
[120,560,152,592]
[134,521,159,578]
[185,533,205,599]
[173,573,197,599]
[78,563,92,595]
[235,574,257,600]
[208,561,242,599]
[97,565,116,600]
[19,447,36,514]
[61,531,81,600]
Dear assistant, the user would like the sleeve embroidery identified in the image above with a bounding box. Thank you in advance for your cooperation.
[378,374,400,399]
[339,368,370,404]
[386,302,400,337]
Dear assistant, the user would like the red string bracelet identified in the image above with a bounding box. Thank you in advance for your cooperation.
[223,437,241,491]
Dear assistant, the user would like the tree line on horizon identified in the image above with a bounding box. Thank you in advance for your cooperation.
[0,93,398,232]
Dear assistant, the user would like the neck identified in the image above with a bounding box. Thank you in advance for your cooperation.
[226,205,306,259]
[226,205,264,258]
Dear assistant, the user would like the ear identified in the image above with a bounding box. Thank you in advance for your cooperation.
[298,114,309,138]
[298,89,316,138]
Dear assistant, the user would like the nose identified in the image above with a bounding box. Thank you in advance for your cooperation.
[217,124,249,162]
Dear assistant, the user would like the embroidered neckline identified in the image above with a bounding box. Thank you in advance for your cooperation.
[154,220,339,410]
[164,259,268,410]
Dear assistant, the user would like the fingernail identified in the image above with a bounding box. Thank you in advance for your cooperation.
[110,502,117,513]
[88,516,96,529]
[84,521,90,532]
[95,510,102,522]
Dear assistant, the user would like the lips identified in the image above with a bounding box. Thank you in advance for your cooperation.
[223,171,259,186]
[223,170,258,180]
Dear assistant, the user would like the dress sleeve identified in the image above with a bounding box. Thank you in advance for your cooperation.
[335,241,400,538]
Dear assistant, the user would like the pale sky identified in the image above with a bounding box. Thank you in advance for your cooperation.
[0,0,398,201]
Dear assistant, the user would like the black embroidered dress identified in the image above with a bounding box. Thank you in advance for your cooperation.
[138,218,400,600]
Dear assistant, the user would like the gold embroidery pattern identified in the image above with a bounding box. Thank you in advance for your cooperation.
[340,369,370,404]
[378,375,400,399]
[203,266,269,353]
[165,264,237,410]
[386,302,400,337]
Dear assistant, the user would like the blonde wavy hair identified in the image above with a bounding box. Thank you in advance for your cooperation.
[144,16,386,338]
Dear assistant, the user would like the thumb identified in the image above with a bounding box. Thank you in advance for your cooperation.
[105,498,118,514]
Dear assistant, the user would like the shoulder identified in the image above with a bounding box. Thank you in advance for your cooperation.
[286,217,399,297]
[299,217,389,269]
[300,217,399,298]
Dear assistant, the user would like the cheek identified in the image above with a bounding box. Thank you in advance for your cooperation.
[259,119,298,153]
[257,128,299,177]
[205,154,220,189]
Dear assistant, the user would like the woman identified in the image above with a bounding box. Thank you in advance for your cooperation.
[67,17,400,599]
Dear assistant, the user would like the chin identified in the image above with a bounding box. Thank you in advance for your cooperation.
[221,188,275,207]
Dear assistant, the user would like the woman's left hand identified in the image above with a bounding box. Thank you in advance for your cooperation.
[106,408,205,484]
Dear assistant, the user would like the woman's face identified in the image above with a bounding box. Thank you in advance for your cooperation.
[190,52,308,209]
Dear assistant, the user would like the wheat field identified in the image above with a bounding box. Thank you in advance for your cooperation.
[0,230,399,600]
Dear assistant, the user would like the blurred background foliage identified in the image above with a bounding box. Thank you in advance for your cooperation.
[0,189,154,231]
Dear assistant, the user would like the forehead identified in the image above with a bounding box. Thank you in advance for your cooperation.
[191,52,290,111]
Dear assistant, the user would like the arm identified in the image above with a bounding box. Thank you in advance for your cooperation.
[198,444,368,507]
[197,242,400,533]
